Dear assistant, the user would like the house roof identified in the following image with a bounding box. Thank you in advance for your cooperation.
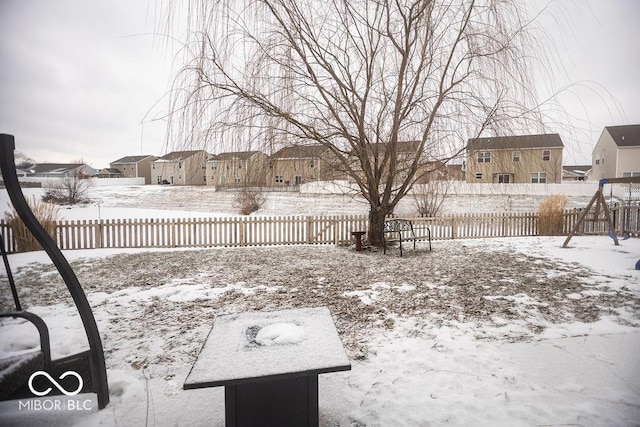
[270,144,329,159]
[366,141,422,154]
[214,151,264,161]
[156,150,207,161]
[111,155,156,164]
[605,124,640,147]
[98,168,123,174]
[32,163,85,173]
[563,165,591,177]
[563,165,591,173]
[467,134,564,151]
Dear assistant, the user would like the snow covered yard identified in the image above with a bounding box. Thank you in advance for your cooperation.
[1,235,639,426]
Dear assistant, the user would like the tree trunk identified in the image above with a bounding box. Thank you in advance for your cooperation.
[367,204,393,247]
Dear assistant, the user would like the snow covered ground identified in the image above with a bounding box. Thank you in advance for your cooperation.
[3,184,594,221]
[0,186,639,426]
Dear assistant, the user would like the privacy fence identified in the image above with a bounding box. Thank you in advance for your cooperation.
[1,204,638,253]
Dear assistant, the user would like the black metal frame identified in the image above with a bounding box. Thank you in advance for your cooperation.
[0,134,109,408]
[383,218,432,256]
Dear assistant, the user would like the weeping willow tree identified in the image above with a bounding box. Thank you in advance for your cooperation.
[160,0,551,245]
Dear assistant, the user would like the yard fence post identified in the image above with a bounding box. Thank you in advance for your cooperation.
[451,216,457,239]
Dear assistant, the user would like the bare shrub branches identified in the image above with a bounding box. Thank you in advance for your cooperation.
[42,172,92,205]
[233,189,267,215]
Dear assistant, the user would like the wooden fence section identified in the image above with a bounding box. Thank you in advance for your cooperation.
[563,202,640,237]
[1,204,638,253]
[410,212,539,240]
[0,215,370,252]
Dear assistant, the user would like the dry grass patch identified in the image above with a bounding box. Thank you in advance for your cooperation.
[538,194,568,236]
[4,197,60,252]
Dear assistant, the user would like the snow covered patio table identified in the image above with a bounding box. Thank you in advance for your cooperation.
[183,306,351,426]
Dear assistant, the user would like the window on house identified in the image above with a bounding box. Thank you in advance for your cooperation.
[595,159,600,165]
[238,164,242,169]
[531,172,547,183]
[498,174,511,183]
[623,172,640,177]
[234,175,241,183]
[178,162,182,168]
[152,164,156,169]
[542,150,550,161]
[512,151,520,162]
[310,159,315,168]
[477,152,491,163]
[475,173,483,179]
[294,176,302,185]
[275,175,283,183]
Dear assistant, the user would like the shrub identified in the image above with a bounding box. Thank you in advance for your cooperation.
[413,180,450,217]
[233,189,266,215]
[538,194,568,236]
[4,197,61,252]
[42,173,91,205]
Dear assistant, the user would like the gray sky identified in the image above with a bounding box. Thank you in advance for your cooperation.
[0,0,638,168]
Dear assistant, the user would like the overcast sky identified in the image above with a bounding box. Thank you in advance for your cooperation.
[0,0,638,168]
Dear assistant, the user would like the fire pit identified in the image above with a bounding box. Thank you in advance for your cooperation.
[183,307,351,427]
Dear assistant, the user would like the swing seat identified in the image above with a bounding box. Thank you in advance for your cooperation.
[0,311,50,401]
[0,352,45,400]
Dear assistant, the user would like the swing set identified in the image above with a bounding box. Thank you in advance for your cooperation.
[562,177,640,248]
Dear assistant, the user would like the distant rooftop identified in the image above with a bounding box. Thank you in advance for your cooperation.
[111,155,156,164]
[605,124,640,147]
[467,134,564,151]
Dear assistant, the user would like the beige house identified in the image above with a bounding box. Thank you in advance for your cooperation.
[590,125,640,181]
[96,168,124,178]
[267,144,344,187]
[465,134,564,184]
[206,151,269,188]
[347,141,430,184]
[151,150,209,185]
[110,155,157,184]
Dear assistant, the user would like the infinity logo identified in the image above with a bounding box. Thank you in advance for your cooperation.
[28,371,83,396]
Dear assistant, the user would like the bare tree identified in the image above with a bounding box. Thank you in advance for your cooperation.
[160,0,550,245]
[15,152,36,170]
[42,169,92,205]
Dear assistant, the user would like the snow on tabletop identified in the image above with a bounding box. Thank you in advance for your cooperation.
[184,306,351,387]
[255,322,306,346]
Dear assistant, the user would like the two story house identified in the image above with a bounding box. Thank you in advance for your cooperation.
[151,150,209,185]
[267,144,344,187]
[206,151,269,188]
[465,133,564,184]
[110,155,157,184]
[590,124,640,181]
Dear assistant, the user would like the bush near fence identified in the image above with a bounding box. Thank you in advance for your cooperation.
[1,204,638,253]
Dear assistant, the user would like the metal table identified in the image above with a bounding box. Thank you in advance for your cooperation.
[184,307,351,427]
